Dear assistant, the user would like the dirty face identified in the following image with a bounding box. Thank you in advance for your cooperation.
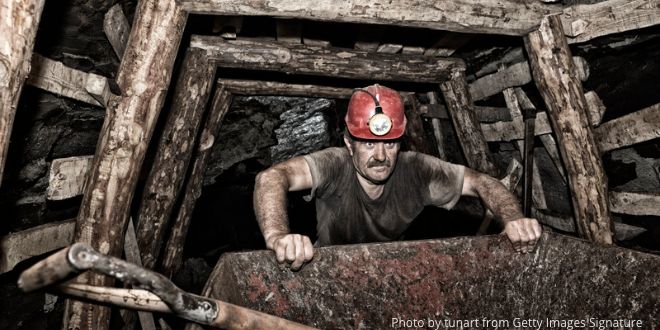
[344,136,401,184]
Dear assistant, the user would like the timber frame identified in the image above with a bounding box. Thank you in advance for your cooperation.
[1,0,659,328]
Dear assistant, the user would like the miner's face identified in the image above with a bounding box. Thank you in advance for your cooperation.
[344,136,400,184]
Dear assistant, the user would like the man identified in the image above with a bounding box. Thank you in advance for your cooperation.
[254,84,542,270]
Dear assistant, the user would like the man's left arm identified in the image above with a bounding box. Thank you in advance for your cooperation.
[462,167,542,253]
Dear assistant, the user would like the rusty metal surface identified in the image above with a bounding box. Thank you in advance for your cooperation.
[202,233,659,329]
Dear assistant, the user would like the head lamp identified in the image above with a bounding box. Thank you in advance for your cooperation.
[355,89,393,136]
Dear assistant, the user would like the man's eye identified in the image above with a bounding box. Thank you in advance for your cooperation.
[366,142,374,147]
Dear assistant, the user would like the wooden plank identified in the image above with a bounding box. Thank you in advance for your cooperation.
[421,104,512,122]
[192,35,465,83]
[46,156,93,200]
[0,219,75,274]
[401,46,425,55]
[440,70,499,176]
[135,48,216,270]
[525,15,613,244]
[222,79,356,98]
[160,85,233,278]
[539,134,567,182]
[480,111,553,142]
[470,57,589,102]
[63,0,188,328]
[179,0,562,36]
[103,4,131,59]
[376,43,402,54]
[0,0,47,186]
[562,0,660,44]
[609,191,660,216]
[584,91,606,126]
[353,25,384,51]
[594,102,660,153]
[26,54,110,107]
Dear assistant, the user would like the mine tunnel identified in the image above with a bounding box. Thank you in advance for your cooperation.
[0,0,659,329]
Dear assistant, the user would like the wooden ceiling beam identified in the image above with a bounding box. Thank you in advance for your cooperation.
[192,35,465,83]
[178,0,562,36]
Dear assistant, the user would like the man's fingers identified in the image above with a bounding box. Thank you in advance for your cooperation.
[275,239,287,263]
[303,236,314,262]
[285,237,296,263]
[291,235,305,270]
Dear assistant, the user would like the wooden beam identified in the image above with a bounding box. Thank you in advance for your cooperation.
[221,79,417,99]
[103,4,131,59]
[47,156,93,201]
[376,43,402,54]
[421,104,512,123]
[609,191,660,216]
[192,36,465,83]
[594,102,660,153]
[161,85,233,278]
[63,0,187,328]
[440,70,499,176]
[0,219,75,274]
[0,0,46,186]
[525,15,613,244]
[135,48,216,270]
[26,54,111,107]
[469,56,589,102]
[562,0,660,44]
[179,0,562,36]
[401,46,425,55]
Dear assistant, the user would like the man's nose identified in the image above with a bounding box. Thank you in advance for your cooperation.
[373,143,386,161]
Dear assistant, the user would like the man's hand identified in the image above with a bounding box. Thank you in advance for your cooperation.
[266,233,314,270]
[502,218,542,253]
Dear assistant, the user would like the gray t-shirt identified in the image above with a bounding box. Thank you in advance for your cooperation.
[303,147,465,246]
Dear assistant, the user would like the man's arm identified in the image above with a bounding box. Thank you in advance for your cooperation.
[462,167,542,253]
[253,156,314,270]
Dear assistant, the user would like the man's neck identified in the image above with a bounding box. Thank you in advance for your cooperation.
[356,174,385,200]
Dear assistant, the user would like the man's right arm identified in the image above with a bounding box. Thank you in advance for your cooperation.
[253,156,314,270]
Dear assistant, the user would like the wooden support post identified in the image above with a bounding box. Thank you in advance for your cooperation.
[524,15,613,244]
[135,47,216,270]
[0,0,46,186]
[403,95,434,155]
[427,92,448,160]
[160,85,233,278]
[192,36,464,83]
[103,4,131,59]
[63,0,187,328]
[440,69,499,176]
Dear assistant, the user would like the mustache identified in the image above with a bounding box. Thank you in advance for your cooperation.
[367,159,391,168]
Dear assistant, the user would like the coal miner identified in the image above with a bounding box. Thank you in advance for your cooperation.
[254,84,542,270]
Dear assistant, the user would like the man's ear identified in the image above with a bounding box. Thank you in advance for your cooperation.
[343,135,354,156]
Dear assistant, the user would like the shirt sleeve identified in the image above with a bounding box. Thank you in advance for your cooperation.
[302,147,348,200]
[410,152,465,210]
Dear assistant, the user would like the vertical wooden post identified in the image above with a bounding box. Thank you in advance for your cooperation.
[440,69,499,177]
[135,48,217,270]
[0,0,46,186]
[404,95,435,155]
[160,85,233,278]
[524,15,613,244]
[63,0,187,329]
[427,91,448,161]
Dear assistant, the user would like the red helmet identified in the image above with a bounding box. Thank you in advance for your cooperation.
[345,84,407,140]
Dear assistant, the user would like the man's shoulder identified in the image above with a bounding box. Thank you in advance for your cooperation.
[305,147,349,162]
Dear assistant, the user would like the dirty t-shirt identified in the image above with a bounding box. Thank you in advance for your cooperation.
[303,147,465,246]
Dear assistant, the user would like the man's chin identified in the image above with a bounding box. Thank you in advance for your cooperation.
[365,170,392,184]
